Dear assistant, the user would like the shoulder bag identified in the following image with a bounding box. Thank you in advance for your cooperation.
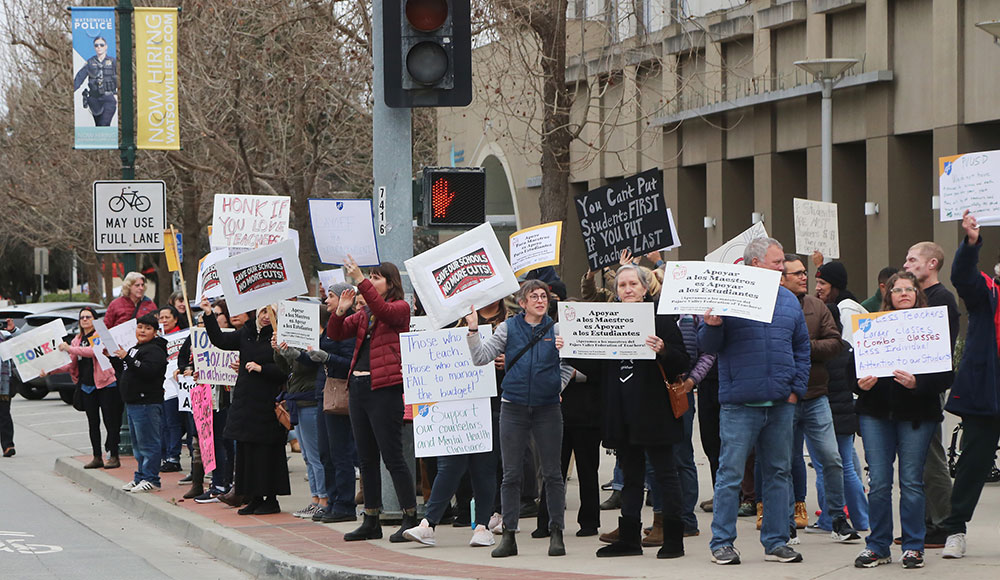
[656,362,689,419]
[323,377,349,415]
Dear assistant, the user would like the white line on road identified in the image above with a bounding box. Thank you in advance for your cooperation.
[26,419,83,427]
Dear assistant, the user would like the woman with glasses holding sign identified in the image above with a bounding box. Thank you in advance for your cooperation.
[851,271,953,570]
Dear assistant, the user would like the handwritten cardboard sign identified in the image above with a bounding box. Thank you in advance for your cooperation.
[401,326,496,404]
[308,198,380,267]
[851,306,953,378]
[276,300,319,350]
[793,198,840,259]
[939,150,1000,223]
[412,398,493,458]
[210,194,291,249]
[215,239,307,314]
[657,261,782,324]
[163,329,191,400]
[317,269,346,294]
[0,320,71,382]
[190,383,216,472]
[705,221,769,264]
[558,302,656,359]
[191,328,239,386]
[509,222,562,277]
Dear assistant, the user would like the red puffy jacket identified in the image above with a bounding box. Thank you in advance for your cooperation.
[326,278,409,390]
[104,295,157,328]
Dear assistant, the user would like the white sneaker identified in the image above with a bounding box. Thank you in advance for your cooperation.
[488,512,503,534]
[470,524,495,547]
[121,480,138,491]
[130,480,158,493]
[942,533,966,559]
[293,503,319,518]
[402,518,436,546]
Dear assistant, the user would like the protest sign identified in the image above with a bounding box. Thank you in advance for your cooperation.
[939,150,1000,223]
[793,198,840,259]
[93,318,138,355]
[401,326,496,404]
[705,221,769,264]
[191,328,239,386]
[574,168,677,270]
[409,316,433,332]
[412,398,492,458]
[215,239,307,314]
[210,194,291,249]
[509,222,562,277]
[657,261,782,323]
[851,306,953,378]
[317,268,346,293]
[0,320,72,382]
[309,199,380,266]
[195,249,229,300]
[406,223,519,329]
[71,7,117,149]
[93,181,166,253]
[276,300,320,350]
[190,383,216,472]
[177,375,195,413]
[558,302,656,359]
[163,329,191,400]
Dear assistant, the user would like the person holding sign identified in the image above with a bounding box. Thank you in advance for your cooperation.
[593,265,690,560]
[0,318,22,458]
[325,257,416,543]
[851,272,954,570]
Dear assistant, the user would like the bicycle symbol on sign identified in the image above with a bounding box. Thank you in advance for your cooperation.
[108,187,151,213]
[0,531,63,555]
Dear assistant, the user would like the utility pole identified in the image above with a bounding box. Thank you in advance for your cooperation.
[116,0,136,456]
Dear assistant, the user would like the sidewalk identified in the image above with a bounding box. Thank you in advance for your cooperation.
[54,450,1000,580]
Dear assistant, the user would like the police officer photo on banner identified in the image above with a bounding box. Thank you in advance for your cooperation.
[71,7,118,149]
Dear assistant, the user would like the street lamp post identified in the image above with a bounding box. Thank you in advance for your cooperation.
[975,20,1000,43]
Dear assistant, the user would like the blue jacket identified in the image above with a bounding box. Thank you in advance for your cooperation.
[501,314,561,406]
[698,286,811,404]
[948,237,1000,417]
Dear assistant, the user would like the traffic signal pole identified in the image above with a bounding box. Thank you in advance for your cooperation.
[373,0,415,521]
[116,0,136,457]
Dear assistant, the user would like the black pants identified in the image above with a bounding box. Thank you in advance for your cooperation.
[697,378,721,486]
[493,420,537,513]
[348,377,416,510]
[620,442,681,522]
[83,387,123,458]
[537,425,601,531]
[0,396,13,450]
[941,414,1000,535]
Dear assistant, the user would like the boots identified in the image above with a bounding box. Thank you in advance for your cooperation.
[183,460,205,499]
[596,516,643,557]
[656,517,684,559]
[219,488,247,508]
[344,513,383,541]
[548,526,565,556]
[83,456,104,469]
[641,512,664,547]
[599,527,619,543]
[755,502,763,530]
[390,512,419,543]
[491,528,518,558]
[794,501,809,529]
[600,490,622,510]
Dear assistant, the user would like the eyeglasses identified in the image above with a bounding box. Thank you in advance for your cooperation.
[890,287,917,295]
[525,293,549,302]
[783,270,808,278]
[94,43,106,47]
[79,315,93,320]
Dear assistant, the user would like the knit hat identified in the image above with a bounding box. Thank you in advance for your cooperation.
[816,261,848,291]
[327,282,354,298]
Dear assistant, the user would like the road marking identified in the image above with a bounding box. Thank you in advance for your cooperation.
[27,419,82,427]
[51,431,90,437]
[0,532,63,554]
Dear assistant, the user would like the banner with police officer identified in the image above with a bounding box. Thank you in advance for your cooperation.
[71,7,118,149]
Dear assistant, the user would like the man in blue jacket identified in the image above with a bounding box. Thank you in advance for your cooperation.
[699,237,811,565]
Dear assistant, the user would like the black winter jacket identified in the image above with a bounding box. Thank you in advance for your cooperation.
[561,357,602,430]
[119,337,168,405]
[825,339,859,435]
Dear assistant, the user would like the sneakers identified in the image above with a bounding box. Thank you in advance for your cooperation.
[319,509,358,524]
[402,518,436,545]
[854,548,891,568]
[764,545,803,563]
[470,525,495,547]
[711,545,741,565]
[178,473,193,485]
[832,516,861,543]
[293,503,320,519]
[942,533,966,559]
[160,460,182,473]
[121,480,138,491]
[788,525,800,546]
[805,522,829,534]
[737,501,756,517]
[131,480,159,493]
[700,498,713,513]
[193,488,222,503]
[901,550,924,569]
[488,513,503,535]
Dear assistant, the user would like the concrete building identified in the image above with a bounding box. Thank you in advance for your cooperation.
[438,0,1000,295]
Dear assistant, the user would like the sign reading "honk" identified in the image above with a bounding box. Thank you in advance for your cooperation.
[0,320,72,382]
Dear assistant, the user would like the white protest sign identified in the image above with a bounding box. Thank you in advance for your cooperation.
[276,300,320,350]
[93,181,166,253]
[195,249,229,300]
[163,329,191,400]
[0,320,71,382]
[210,194,291,249]
[509,221,562,277]
[191,328,239,386]
[409,316,433,332]
[405,223,520,330]
[558,302,656,359]
[90,335,113,371]
[412,398,493,458]
[939,150,1000,222]
[401,326,496,404]
[215,239,308,314]
[705,221,768,264]
[851,306,953,378]
[93,318,138,355]
[317,269,346,293]
[657,261,782,323]
[177,375,195,413]
[308,198,380,266]
[793,198,840,259]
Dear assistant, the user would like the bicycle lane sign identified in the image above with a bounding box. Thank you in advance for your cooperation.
[93,180,166,253]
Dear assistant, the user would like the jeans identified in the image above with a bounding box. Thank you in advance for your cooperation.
[610,459,624,491]
[858,415,936,555]
[710,402,795,553]
[348,377,415,511]
[210,407,232,490]
[499,401,564,530]
[538,425,601,531]
[941,414,1000,535]
[811,433,869,531]
[160,398,183,463]
[82,384,122,458]
[672,392,700,532]
[318,411,358,515]
[792,396,844,519]
[296,405,327,499]
[425,450,497,527]
[127,403,163,487]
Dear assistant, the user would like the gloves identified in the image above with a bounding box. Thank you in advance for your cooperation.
[307,349,331,363]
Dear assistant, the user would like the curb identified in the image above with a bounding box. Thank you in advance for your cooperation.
[54,457,468,580]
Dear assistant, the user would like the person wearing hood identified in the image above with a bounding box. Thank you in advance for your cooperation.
[813,259,866,339]
[115,313,168,493]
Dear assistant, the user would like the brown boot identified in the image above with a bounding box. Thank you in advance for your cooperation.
[104,455,120,469]
[219,488,247,507]
[183,460,205,499]
[641,512,664,547]
[755,502,763,530]
[599,527,619,544]
[83,456,104,469]
[794,501,809,529]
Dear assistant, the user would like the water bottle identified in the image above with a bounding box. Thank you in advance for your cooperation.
[470,499,476,529]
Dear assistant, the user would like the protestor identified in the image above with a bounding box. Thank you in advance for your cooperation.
[158,305,185,473]
[814,259,866,334]
[116,313,168,493]
[217,306,249,508]
[860,267,899,313]
[104,272,157,328]
[937,211,1000,560]
[326,257,416,542]
[466,280,575,558]
[851,271,954,569]
[48,307,122,469]
[201,298,290,515]
[698,237,810,565]
[169,291,191,329]
[0,318,21,457]
[174,313,205,498]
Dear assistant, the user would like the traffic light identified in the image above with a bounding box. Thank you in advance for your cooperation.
[422,167,485,227]
[383,0,472,108]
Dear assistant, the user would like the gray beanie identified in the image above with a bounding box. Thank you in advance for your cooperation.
[328,282,355,297]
